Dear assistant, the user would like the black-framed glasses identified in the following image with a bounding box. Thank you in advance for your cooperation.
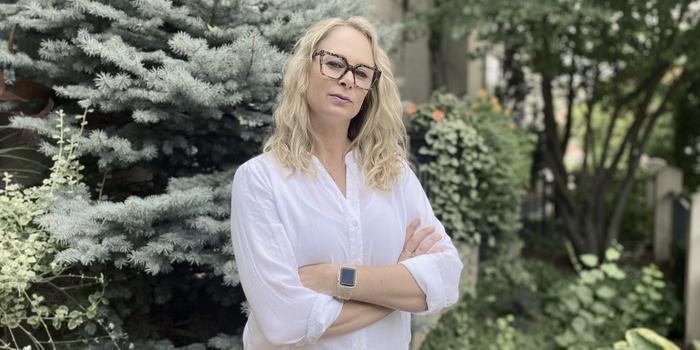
[312,50,381,90]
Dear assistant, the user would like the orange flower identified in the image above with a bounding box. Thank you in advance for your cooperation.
[507,122,516,129]
[477,89,488,100]
[490,96,501,112]
[405,102,417,116]
[432,109,445,122]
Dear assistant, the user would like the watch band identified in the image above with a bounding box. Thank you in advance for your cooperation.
[336,265,356,300]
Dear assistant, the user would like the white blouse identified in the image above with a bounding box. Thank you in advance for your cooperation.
[229,150,463,350]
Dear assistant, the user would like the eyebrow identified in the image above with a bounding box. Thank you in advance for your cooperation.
[321,49,375,68]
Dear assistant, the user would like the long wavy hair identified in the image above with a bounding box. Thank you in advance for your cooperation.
[262,17,409,193]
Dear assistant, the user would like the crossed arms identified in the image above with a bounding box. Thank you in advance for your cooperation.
[230,161,463,346]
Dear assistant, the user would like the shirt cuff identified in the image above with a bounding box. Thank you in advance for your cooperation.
[302,293,344,345]
[400,255,446,316]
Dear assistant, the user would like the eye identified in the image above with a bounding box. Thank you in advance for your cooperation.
[355,68,370,79]
[324,58,345,69]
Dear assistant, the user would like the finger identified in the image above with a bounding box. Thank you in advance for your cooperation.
[429,247,445,254]
[416,232,442,255]
[408,225,435,251]
[404,216,420,242]
[406,225,435,252]
[397,250,409,263]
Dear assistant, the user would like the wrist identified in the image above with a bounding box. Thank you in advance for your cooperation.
[328,264,340,295]
[335,264,357,300]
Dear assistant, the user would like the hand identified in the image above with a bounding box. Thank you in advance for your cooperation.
[298,263,336,295]
[398,216,444,263]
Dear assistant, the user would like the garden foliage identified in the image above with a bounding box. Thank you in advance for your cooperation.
[420,245,682,350]
[1,109,118,349]
[404,92,533,246]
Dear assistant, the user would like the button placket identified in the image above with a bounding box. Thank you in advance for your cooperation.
[343,152,367,346]
[345,155,363,265]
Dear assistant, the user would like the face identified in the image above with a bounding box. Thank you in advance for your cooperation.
[306,26,375,131]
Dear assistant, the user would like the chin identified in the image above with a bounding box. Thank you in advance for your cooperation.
[326,107,358,119]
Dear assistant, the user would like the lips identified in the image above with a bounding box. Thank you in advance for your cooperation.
[329,93,352,103]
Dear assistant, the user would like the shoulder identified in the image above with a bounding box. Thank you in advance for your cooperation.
[232,153,285,192]
[366,158,420,196]
[398,159,419,184]
[394,159,426,196]
[237,152,278,173]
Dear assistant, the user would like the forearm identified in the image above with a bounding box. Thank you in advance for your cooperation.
[350,264,427,313]
[322,300,393,338]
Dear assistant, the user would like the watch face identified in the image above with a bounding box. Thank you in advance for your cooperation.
[339,267,356,287]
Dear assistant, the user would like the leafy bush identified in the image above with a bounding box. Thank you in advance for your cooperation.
[420,253,563,350]
[546,245,681,350]
[0,109,119,349]
[404,92,533,246]
[421,245,682,350]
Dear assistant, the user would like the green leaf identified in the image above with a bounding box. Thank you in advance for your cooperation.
[67,317,82,330]
[563,297,580,312]
[596,286,616,299]
[581,254,599,268]
[27,316,40,327]
[625,328,679,350]
[601,263,627,280]
[591,302,610,315]
[555,330,576,347]
[581,270,599,284]
[605,248,621,261]
[86,306,97,319]
[55,305,68,318]
[575,285,594,305]
[571,316,587,334]
[88,292,102,305]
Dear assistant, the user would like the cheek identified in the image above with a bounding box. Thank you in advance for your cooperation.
[306,75,326,107]
[307,74,320,95]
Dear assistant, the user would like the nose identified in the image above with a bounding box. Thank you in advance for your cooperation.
[338,69,354,88]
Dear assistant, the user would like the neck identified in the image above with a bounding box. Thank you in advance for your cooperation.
[310,120,352,167]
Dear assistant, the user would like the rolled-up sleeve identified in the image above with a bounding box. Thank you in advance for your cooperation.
[230,162,343,346]
[398,163,464,316]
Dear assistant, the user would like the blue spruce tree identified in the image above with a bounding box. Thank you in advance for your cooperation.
[0,1,382,348]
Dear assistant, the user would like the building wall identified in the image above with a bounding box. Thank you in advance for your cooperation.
[369,0,433,103]
[369,0,494,104]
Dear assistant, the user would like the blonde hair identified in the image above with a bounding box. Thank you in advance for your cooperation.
[262,16,409,193]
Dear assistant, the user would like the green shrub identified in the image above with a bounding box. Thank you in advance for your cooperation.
[0,109,120,349]
[546,244,681,350]
[404,92,533,246]
[420,254,563,350]
[421,244,681,350]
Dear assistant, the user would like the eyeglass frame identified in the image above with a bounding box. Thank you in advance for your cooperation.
[312,49,382,90]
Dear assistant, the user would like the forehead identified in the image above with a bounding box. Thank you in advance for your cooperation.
[316,26,374,67]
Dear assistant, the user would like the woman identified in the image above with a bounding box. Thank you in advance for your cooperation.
[230,16,463,349]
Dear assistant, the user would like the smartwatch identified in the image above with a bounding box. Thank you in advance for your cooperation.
[336,265,357,300]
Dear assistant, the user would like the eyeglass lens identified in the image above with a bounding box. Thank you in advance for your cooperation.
[320,54,375,89]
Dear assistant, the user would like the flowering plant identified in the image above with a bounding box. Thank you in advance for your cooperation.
[403,92,532,246]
